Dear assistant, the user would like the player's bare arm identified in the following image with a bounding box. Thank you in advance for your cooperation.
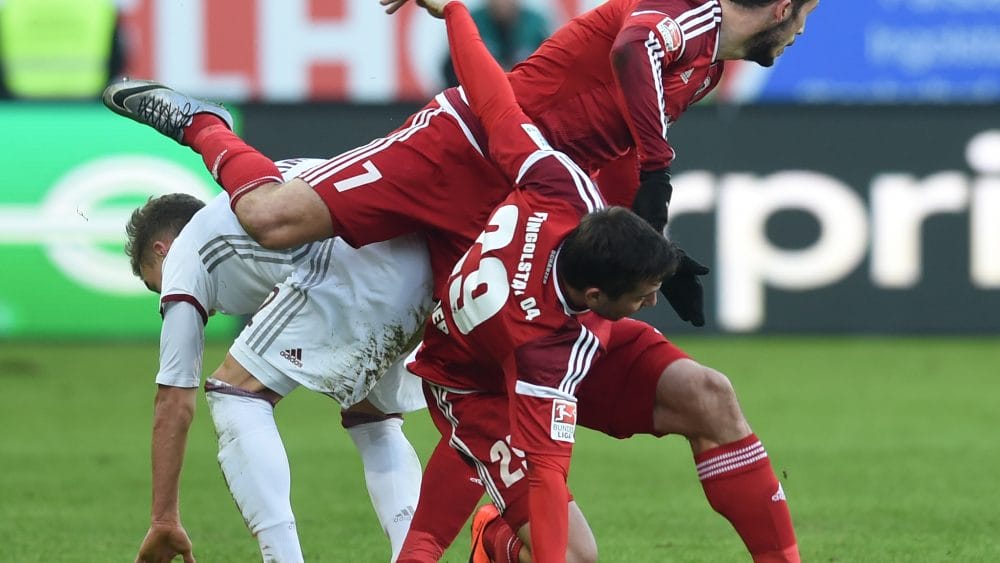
[137,384,197,563]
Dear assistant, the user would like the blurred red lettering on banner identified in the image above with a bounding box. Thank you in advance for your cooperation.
[118,0,576,101]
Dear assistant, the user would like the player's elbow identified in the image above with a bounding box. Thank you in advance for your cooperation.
[153,385,196,423]
[609,41,634,75]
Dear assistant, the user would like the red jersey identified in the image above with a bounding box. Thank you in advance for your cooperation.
[411,136,610,438]
[510,0,724,206]
[412,2,608,448]
[409,10,623,562]
[407,111,610,563]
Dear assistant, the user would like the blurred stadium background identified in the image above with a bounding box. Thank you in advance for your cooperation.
[1,0,999,561]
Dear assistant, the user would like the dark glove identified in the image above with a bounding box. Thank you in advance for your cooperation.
[632,167,672,234]
[661,248,710,327]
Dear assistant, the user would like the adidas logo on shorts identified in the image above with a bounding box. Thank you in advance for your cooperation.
[280,348,303,367]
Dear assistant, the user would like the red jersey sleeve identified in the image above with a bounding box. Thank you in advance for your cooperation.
[610,9,685,171]
[508,322,597,563]
[525,452,571,563]
[443,2,536,178]
[594,148,641,208]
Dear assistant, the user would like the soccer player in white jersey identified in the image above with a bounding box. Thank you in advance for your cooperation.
[126,158,434,563]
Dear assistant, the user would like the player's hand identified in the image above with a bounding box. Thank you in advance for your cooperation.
[417,0,458,18]
[135,522,196,563]
[660,248,710,327]
[379,0,410,14]
[380,0,457,17]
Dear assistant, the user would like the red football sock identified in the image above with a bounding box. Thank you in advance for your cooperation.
[182,114,281,209]
[483,516,523,563]
[396,440,484,563]
[695,434,799,563]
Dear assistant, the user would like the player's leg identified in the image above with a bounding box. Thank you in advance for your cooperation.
[234,233,431,559]
[396,382,486,563]
[102,79,323,247]
[576,318,799,562]
[342,358,427,562]
[206,353,304,563]
[471,501,597,563]
[653,359,799,562]
[420,384,597,563]
[104,80,507,253]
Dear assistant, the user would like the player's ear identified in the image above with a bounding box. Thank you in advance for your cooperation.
[774,0,793,23]
[152,239,172,258]
[582,287,604,309]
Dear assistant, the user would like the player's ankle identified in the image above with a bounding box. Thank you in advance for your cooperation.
[182,114,229,146]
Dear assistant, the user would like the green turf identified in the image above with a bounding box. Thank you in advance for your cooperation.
[1,337,997,562]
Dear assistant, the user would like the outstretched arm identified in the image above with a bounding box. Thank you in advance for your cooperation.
[137,301,206,563]
[405,0,538,178]
[136,384,197,563]
[440,1,523,137]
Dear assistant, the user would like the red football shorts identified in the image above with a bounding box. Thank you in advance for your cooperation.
[295,92,512,283]
[576,317,690,438]
[423,381,541,531]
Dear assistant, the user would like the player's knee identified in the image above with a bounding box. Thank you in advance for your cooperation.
[340,409,402,429]
[693,367,748,437]
[567,538,598,563]
[238,201,290,249]
[232,186,295,249]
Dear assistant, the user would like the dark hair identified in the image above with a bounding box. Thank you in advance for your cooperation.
[124,193,205,276]
[558,206,678,299]
[730,0,811,14]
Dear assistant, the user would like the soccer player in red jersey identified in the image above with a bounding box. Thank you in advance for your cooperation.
[391,11,677,563]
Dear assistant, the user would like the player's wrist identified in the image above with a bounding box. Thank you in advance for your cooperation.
[150,513,182,527]
[442,0,464,17]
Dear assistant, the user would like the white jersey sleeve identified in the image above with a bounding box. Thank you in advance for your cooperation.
[155,301,206,388]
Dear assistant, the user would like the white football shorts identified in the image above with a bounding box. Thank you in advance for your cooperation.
[230,234,433,413]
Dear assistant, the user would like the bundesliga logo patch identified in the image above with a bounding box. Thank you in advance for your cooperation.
[656,17,682,52]
[550,399,577,443]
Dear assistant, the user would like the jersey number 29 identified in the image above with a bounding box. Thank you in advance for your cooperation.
[448,205,518,335]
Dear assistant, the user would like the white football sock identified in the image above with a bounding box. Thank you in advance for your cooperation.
[346,417,423,562]
[206,388,304,563]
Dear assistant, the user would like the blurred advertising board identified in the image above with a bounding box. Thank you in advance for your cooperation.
[0,103,238,339]
[117,0,1000,103]
[647,104,1000,333]
[238,102,1000,334]
[726,0,1000,103]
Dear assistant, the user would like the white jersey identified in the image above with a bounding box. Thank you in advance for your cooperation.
[155,159,434,414]
[159,193,312,320]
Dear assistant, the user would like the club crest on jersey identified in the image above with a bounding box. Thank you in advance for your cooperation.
[550,399,577,443]
[656,17,683,52]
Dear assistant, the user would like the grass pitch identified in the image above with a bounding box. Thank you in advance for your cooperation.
[1,337,997,562]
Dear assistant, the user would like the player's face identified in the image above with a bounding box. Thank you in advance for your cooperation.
[139,259,165,294]
[744,0,819,67]
[589,280,661,321]
[138,239,173,294]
